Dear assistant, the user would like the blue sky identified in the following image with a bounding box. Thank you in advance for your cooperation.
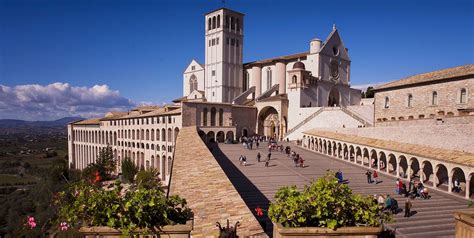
[0,0,473,120]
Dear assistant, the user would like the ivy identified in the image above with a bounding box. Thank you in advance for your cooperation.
[268,171,392,229]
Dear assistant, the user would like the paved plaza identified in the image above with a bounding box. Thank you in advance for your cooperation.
[210,142,473,238]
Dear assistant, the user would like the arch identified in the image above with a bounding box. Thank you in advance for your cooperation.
[189,74,198,93]
[230,16,234,30]
[435,164,449,190]
[355,147,362,164]
[257,106,280,139]
[207,131,215,143]
[398,155,408,178]
[332,141,337,157]
[146,129,150,140]
[337,143,342,158]
[432,91,438,105]
[151,155,155,169]
[218,108,224,126]
[460,88,467,104]
[349,145,355,162]
[198,130,206,142]
[407,94,413,107]
[161,155,166,181]
[226,131,234,142]
[384,97,390,108]
[216,131,225,143]
[323,140,327,154]
[216,15,220,28]
[450,167,466,195]
[211,107,217,126]
[328,87,340,107]
[469,173,474,199]
[208,18,212,30]
[343,144,348,160]
[266,67,272,90]
[161,128,166,141]
[327,140,332,155]
[212,16,216,29]
[378,152,387,172]
[168,128,172,142]
[174,127,179,142]
[292,75,297,84]
[242,128,248,138]
[370,149,377,169]
[362,148,370,166]
[409,157,420,178]
[388,154,397,175]
[421,160,434,184]
[203,108,208,126]
[151,129,155,141]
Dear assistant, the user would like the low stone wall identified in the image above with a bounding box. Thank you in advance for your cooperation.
[169,126,266,237]
[273,223,383,238]
[454,210,474,238]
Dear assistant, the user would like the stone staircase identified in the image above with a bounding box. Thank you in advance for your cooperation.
[212,142,473,238]
[285,107,324,137]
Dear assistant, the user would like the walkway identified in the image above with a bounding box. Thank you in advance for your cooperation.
[210,142,473,238]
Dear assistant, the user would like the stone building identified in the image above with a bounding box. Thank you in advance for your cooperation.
[373,64,474,126]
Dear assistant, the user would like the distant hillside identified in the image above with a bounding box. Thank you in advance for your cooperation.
[0,117,84,128]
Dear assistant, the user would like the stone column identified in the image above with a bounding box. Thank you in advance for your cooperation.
[448,173,453,193]
[396,158,400,178]
[276,61,286,94]
[407,162,412,179]
[251,65,262,97]
[466,175,471,199]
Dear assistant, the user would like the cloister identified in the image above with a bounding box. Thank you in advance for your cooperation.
[301,130,474,200]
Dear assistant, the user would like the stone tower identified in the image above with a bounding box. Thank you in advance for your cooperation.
[204,8,244,103]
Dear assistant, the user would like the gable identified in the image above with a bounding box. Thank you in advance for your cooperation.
[184,59,204,73]
[320,28,350,61]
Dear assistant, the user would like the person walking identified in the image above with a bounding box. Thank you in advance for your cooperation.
[373,170,378,184]
[365,170,372,184]
[243,156,247,166]
[265,152,271,167]
[257,152,261,162]
[256,141,259,149]
[404,199,412,217]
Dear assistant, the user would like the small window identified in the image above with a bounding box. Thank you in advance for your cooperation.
[231,39,235,46]
[191,66,195,70]
[212,70,216,76]
[212,39,215,46]
[216,37,219,45]
[208,40,211,46]
[384,97,390,109]
[407,94,413,107]
[431,91,438,105]
[292,75,297,84]
[460,88,467,104]
[236,39,239,47]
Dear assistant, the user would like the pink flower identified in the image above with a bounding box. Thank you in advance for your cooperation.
[27,216,36,229]
[59,222,69,231]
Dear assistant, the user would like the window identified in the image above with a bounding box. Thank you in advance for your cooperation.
[216,37,219,45]
[292,75,297,84]
[231,39,235,46]
[384,97,389,108]
[431,91,438,105]
[208,40,211,46]
[189,74,198,93]
[212,39,215,46]
[236,18,240,31]
[212,16,216,29]
[243,72,249,91]
[191,66,195,70]
[208,18,211,31]
[217,15,220,28]
[230,17,235,30]
[407,94,413,107]
[266,68,272,89]
[460,88,467,104]
[236,39,239,47]
[212,70,216,76]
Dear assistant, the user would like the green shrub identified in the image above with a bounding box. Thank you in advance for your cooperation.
[135,168,162,190]
[268,172,391,229]
[121,157,138,183]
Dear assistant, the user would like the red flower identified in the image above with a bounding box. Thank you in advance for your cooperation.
[255,207,264,216]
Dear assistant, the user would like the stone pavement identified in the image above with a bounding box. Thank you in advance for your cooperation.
[211,142,474,238]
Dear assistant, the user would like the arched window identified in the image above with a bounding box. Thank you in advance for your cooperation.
[384,97,390,109]
[460,88,467,104]
[211,107,217,126]
[208,18,211,31]
[203,108,208,126]
[189,74,198,93]
[217,15,220,28]
[266,68,272,90]
[219,109,224,126]
[225,16,229,28]
[432,91,438,105]
[407,94,413,107]
[212,16,216,29]
[161,129,166,141]
[236,18,240,31]
[230,17,235,30]
[292,75,297,84]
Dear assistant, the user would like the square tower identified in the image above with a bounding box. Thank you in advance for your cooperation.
[205,8,244,103]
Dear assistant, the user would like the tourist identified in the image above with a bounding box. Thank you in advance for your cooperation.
[257,152,261,162]
[239,155,244,166]
[294,154,300,167]
[249,141,253,150]
[377,194,385,207]
[336,170,343,183]
[265,153,271,167]
[256,141,259,149]
[404,199,412,217]
[384,195,392,210]
[395,178,401,194]
[365,170,372,184]
[453,179,461,193]
[373,170,378,184]
[243,156,247,166]
[398,179,404,195]
[299,156,304,168]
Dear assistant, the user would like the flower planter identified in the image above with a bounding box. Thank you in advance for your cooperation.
[454,210,474,238]
[79,220,193,238]
[273,222,383,238]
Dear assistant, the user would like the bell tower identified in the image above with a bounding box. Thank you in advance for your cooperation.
[204,8,244,103]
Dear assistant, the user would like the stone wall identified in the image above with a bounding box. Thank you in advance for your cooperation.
[321,124,474,153]
[169,126,266,237]
[374,77,473,124]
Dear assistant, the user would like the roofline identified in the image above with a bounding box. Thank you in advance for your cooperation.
[205,7,245,16]
[243,52,309,67]
[373,73,474,92]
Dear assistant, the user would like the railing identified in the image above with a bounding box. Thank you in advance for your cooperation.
[232,86,255,105]
[340,106,373,126]
[285,107,324,137]
[256,84,279,101]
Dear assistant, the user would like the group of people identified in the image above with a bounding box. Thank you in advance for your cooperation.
[365,169,380,184]
[288,150,305,168]
[396,178,430,199]
[373,194,412,217]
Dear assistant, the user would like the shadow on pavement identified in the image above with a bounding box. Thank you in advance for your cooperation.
[209,143,273,237]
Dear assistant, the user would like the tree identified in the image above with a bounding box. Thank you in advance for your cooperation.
[365,86,375,98]
[121,157,138,183]
[95,146,116,178]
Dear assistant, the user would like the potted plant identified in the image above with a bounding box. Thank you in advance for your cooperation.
[54,172,193,237]
[268,172,392,238]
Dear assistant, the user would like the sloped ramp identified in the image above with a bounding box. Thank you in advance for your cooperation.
[169,126,267,237]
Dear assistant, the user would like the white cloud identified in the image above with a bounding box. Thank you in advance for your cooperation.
[0,82,135,121]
